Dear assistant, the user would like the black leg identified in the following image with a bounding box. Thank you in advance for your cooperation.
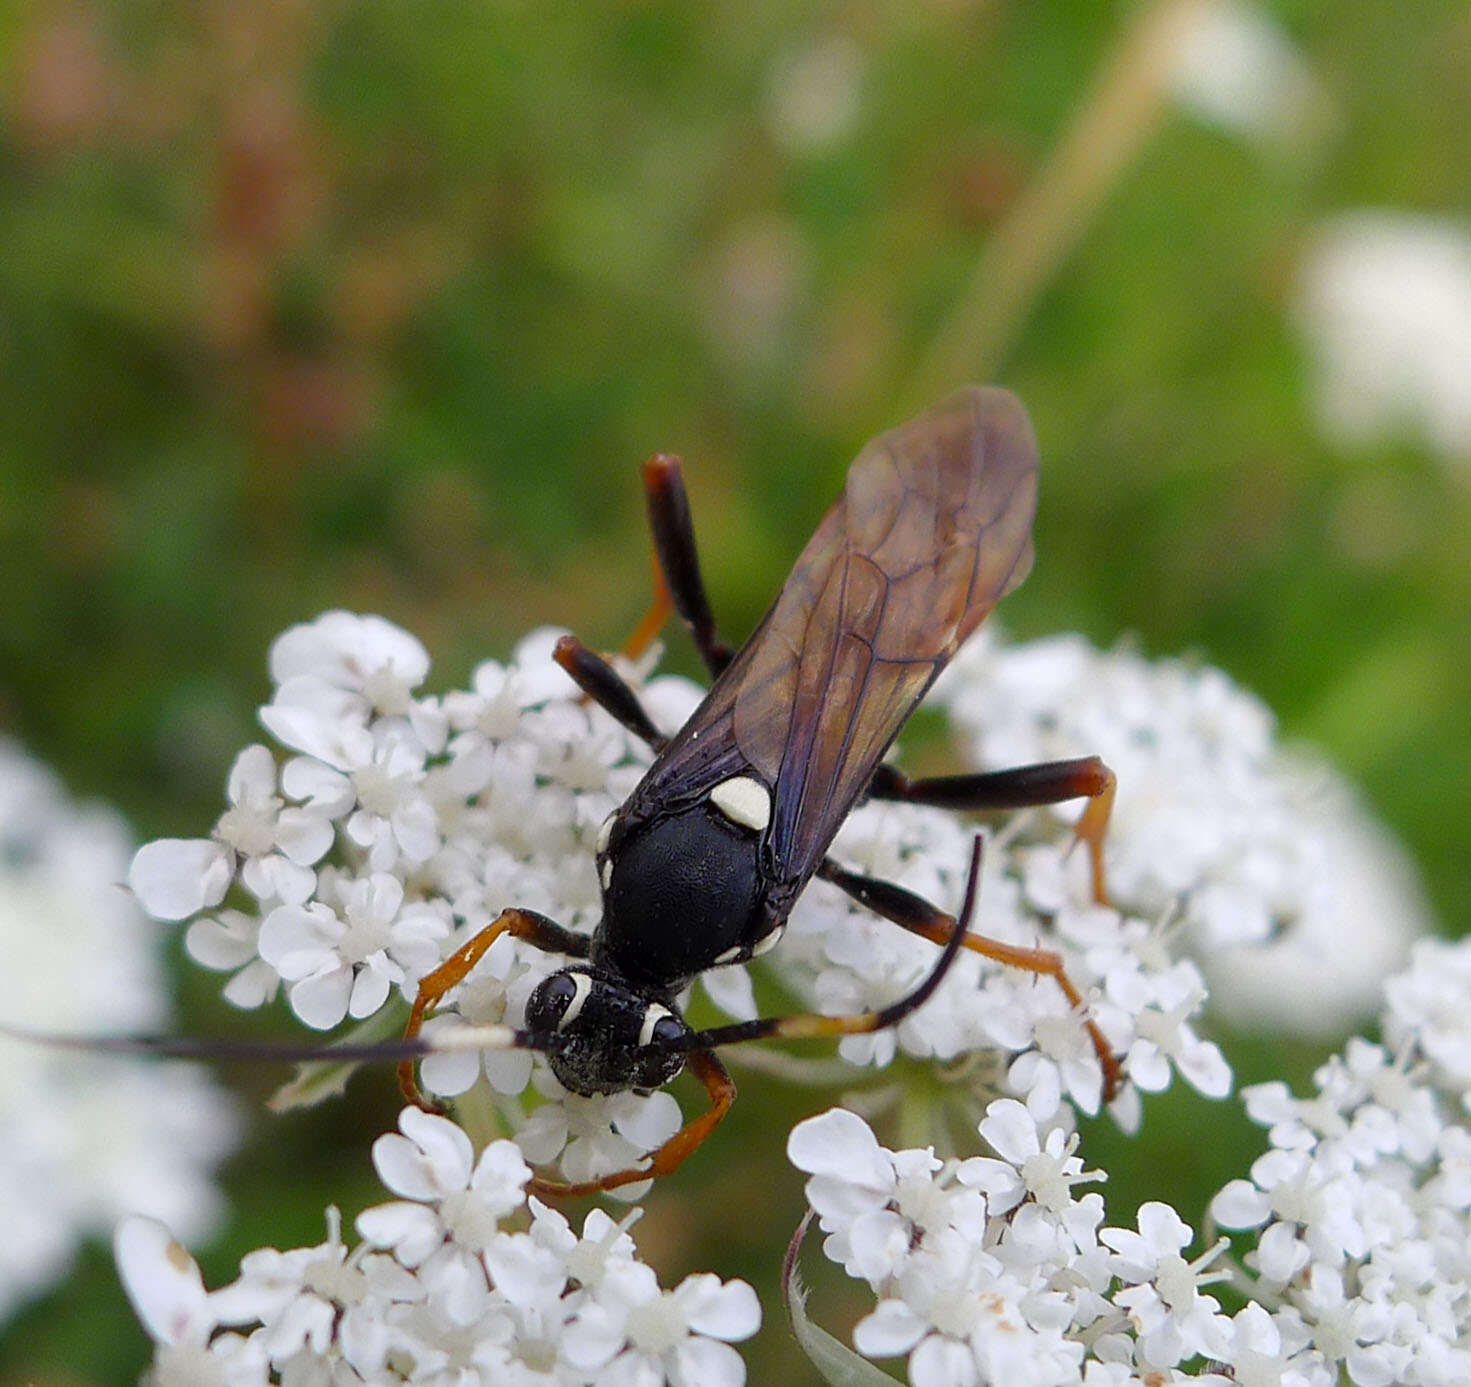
[641,453,734,678]
[869,756,1116,905]
[667,837,983,1054]
[819,851,1123,1102]
[554,635,668,752]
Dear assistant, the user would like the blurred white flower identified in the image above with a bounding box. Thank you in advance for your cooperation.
[1168,0,1328,151]
[937,630,1425,1035]
[765,34,864,154]
[0,739,238,1323]
[1296,211,1471,466]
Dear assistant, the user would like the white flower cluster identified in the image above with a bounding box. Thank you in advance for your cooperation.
[789,1102,1258,1387]
[126,610,1257,1183]
[118,1105,760,1387]
[127,614,708,1191]
[0,739,238,1322]
[107,609,1455,1383]
[1295,211,1471,467]
[773,792,1232,1128]
[937,630,1425,1035]
[794,982,1471,1387]
[1210,936,1471,1387]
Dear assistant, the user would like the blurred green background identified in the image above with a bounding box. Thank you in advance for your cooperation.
[2,1,1469,1382]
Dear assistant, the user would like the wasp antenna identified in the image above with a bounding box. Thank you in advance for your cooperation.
[866,832,983,1032]
[417,1023,528,1054]
[0,1019,543,1067]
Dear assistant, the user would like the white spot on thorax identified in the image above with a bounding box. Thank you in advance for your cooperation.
[600,858,614,890]
[750,923,785,957]
[709,776,771,833]
[596,811,617,856]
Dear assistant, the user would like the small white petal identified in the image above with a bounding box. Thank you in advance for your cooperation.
[699,963,758,1022]
[1211,1179,1272,1230]
[680,1275,761,1341]
[274,808,334,866]
[853,1298,927,1357]
[375,1108,475,1199]
[671,1334,747,1387]
[787,1109,893,1187]
[114,1217,209,1347]
[129,839,233,920]
[355,1201,444,1267]
[469,1140,533,1215]
[912,1334,978,1387]
[978,1099,1041,1164]
[288,967,352,1029]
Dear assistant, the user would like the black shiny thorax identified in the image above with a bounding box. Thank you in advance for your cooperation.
[594,798,768,990]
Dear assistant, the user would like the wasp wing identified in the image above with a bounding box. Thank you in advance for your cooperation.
[631,386,1038,896]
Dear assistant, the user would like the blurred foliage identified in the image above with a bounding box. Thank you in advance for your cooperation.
[1,0,1469,1382]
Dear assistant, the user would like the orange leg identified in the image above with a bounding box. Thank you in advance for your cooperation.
[951,931,1120,1102]
[529,1049,736,1198]
[398,907,589,1108]
[619,561,674,663]
[820,856,1123,1102]
[1068,768,1116,907]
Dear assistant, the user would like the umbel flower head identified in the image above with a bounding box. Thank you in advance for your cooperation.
[117,1106,761,1387]
[114,610,1436,1383]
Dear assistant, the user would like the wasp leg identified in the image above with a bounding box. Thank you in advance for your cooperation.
[620,565,675,664]
[672,838,983,1061]
[399,907,590,1108]
[641,453,734,678]
[553,635,669,752]
[819,851,1123,1103]
[529,1048,737,1199]
[869,756,1117,906]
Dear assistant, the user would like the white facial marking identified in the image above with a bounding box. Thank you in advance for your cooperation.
[713,946,742,965]
[557,971,594,1031]
[709,776,771,833]
[639,1003,674,1049]
[750,923,785,958]
[601,858,614,891]
[596,811,616,856]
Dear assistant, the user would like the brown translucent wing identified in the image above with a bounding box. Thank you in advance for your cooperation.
[632,386,1038,891]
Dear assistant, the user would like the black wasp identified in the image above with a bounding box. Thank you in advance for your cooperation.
[400,386,1120,1196]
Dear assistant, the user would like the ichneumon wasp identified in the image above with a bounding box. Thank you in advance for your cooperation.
[394,384,1120,1196]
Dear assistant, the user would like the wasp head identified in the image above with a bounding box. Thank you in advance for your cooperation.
[522,967,689,1097]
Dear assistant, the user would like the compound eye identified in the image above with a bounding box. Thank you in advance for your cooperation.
[526,971,591,1032]
[541,973,577,1014]
[650,1014,685,1046]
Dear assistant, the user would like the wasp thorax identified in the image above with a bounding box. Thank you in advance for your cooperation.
[523,967,689,1097]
